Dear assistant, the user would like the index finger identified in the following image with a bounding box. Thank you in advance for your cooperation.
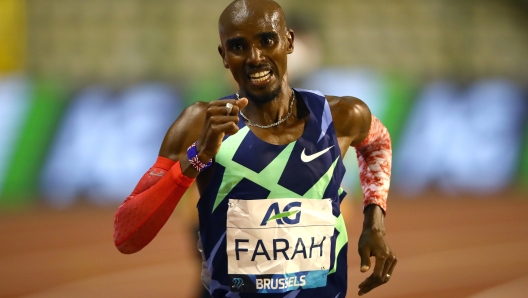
[372,254,387,279]
[209,99,239,107]
[210,98,248,111]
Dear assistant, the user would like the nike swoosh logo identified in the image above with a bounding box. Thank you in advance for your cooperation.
[301,145,334,162]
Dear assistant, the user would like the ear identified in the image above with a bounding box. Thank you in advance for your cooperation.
[218,45,229,68]
[286,29,294,54]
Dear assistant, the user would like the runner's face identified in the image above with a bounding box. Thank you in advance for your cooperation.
[218,8,293,103]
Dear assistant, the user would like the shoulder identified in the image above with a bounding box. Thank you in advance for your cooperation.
[159,101,209,161]
[326,95,372,146]
[179,101,209,122]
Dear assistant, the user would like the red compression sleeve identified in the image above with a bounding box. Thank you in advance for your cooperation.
[354,115,392,213]
[113,157,195,254]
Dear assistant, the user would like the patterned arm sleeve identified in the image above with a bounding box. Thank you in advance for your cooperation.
[354,115,392,213]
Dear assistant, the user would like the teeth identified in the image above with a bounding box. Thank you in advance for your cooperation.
[249,71,271,82]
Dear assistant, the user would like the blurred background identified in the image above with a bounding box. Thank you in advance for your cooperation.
[1,0,528,297]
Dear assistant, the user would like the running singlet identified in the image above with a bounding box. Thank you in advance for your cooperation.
[197,89,348,298]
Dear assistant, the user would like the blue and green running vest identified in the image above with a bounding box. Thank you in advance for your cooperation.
[197,89,348,298]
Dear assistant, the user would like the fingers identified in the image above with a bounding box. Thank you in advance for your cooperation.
[358,255,384,296]
[207,98,249,132]
[358,275,376,296]
[372,254,386,280]
[204,100,243,134]
[196,98,246,159]
[207,98,248,116]
[208,106,241,118]
[385,254,397,280]
[358,251,397,296]
[208,115,241,135]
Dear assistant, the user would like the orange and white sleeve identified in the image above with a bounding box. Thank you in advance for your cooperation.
[354,115,392,213]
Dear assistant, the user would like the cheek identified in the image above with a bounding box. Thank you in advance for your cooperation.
[225,56,243,71]
[274,53,289,71]
[230,68,240,79]
[226,61,245,82]
[272,46,289,69]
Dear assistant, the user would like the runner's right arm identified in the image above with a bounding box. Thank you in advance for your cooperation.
[113,99,247,254]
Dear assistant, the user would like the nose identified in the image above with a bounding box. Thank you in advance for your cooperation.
[247,45,264,65]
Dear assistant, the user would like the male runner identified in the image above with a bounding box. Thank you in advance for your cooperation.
[113,0,397,297]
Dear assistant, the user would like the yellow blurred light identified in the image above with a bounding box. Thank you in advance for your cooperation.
[0,0,26,73]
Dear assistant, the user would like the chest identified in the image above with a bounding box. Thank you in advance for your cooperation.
[244,115,306,145]
[214,125,343,200]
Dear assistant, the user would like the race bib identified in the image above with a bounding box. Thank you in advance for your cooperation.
[226,198,335,293]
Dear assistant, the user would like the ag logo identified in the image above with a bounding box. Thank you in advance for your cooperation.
[232,277,244,289]
[260,202,302,226]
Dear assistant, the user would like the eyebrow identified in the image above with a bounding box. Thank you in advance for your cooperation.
[225,31,280,46]
[226,36,245,47]
[259,31,279,40]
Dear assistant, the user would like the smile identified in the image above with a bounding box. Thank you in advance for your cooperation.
[249,71,271,83]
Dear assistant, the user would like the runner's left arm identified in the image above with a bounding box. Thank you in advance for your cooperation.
[354,114,397,296]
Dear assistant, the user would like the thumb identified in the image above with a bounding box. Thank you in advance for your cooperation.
[236,97,249,109]
[359,249,371,273]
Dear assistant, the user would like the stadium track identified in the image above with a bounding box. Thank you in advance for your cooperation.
[1,191,527,298]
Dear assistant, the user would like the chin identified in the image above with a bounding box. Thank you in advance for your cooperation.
[246,85,282,104]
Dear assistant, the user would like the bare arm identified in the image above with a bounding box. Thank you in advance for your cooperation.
[326,96,371,155]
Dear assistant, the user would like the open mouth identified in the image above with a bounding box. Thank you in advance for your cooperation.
[248,70,272,84]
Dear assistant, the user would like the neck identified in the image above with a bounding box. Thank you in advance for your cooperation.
[238,88,296,128]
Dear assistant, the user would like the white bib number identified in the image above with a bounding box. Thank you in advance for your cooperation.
[226,198,335,293]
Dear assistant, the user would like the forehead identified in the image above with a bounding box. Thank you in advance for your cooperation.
[219,4,284,39]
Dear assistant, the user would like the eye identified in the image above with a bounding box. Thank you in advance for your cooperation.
[263,37,274,46]
[231,44,243,51]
